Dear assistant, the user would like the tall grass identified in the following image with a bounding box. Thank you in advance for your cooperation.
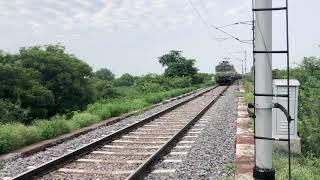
[0,123,42,153]
[273,150,320,179]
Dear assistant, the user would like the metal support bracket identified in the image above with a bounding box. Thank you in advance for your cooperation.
[253,7,287,11]
[273,103,293,122]
[247,103,256,118]
[253,166,275,180]
[254,93,289,97]
[254,136,289,142]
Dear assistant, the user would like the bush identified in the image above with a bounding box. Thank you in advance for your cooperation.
[94,68,115,81]
[290,57,320,157]
[32,116,71,139]
[134,82,163,93]
[167,77,192,88]
[115,86,140,98]
[191,73,212,85]
[86,98,149,119]
[244,81,254,104]
[86,102,112,119]
[0,123,42,153]
[70,112,100,129]
[0,99,30,124]
[143,93,164,104]
[113,73,135,87]
[106,99,149,117]
[142,88,194,104]
[92,79,120,99]
[131,99,150,109]
[133,74,167,93]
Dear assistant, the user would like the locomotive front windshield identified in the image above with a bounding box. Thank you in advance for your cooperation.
[216,65,232,72]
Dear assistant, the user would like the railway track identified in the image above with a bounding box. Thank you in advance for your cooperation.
[11,85,229,180]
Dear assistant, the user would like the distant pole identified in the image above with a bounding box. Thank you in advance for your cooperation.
[244,50,247,78]
[253,0,275,179]
[241,58,244,78]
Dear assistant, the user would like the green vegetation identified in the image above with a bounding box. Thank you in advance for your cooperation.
[221,162,236,180]
[244,57,320,179]
[221,162,236,176]
[94,68,115,81]
[159,50,198,80]
[113,73,135,87]
[0,45,94,122]
[0,46,213,154]
[273,149,320,179]
[244,80,254,104]
[272,57,320,158]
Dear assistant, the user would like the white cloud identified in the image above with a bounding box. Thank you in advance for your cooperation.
[224,1,251,17]
[28,21,41,33]
[0,0,222,33]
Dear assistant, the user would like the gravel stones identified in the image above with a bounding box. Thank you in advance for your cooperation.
[146,85,238,179]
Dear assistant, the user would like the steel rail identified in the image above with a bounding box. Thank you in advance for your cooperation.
[12,85,219,180]
[126,85,229,179]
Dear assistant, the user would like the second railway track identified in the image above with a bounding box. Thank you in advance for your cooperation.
[11,85,229,180]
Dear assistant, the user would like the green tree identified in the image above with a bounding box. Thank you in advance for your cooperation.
[158,50,184,67]
[134,74,165,93]
[17,44,95,115]
[0,63,54,121]
[272,69,287,79]
[164,59,198,77]
[0,99,30,123]
[94,68,115,81]
[113,73,135,87]
[92,78,120,99]
[291,57,320,156]
[0,51,17,64]
[159,51,198,77]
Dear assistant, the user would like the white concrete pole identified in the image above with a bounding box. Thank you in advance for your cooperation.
[254,0,274,177]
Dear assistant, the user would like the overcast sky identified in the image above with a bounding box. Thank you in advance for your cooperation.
[0,0,319,76]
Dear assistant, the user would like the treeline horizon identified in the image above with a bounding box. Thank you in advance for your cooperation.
[0,45,214,153]
[0,45,213,124]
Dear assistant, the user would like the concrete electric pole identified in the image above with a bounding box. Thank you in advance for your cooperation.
[253,0,275,179]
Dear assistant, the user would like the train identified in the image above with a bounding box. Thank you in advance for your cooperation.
[215,61,241,85]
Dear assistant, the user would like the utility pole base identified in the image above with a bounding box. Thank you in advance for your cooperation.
[253,166,275,180]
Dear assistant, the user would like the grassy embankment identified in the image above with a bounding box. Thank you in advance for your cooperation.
[0,84,209,154]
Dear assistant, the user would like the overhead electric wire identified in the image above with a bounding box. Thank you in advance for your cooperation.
[216,21,253,29]
[186,0,252,44]
[213,25,253,44]
[228,52,244,62]
[197,0,253,44]
[185,0,227,41]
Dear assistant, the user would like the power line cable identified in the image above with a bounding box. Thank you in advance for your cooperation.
[228,52,244,62]
[216,21,253,29]
[186,0,252,44]
[185,0,227,41]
